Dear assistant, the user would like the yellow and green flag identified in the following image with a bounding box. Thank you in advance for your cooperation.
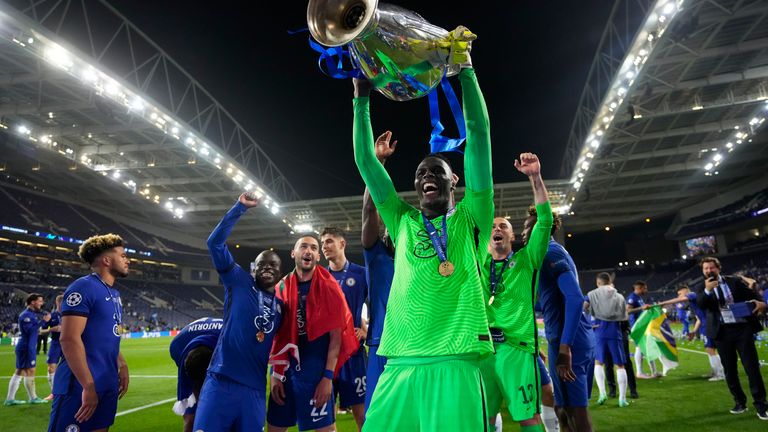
[630,305,679,370]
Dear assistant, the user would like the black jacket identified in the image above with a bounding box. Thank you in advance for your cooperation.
[697,274,763,339]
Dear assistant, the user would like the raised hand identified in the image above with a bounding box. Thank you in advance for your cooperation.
[374,131,397,163]
[514,152,541,177]
[239,192,260,208]
[353,77,373,98]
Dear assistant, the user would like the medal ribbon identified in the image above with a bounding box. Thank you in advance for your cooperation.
[422,214,449,265]
[92,273,122,327]
[490,251,514,297]
[252,285,277,334]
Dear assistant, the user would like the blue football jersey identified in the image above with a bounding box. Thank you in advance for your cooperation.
[328,261,368,329]
[54,274,123,394]
[592,317,622,341]
[17,308,42,350]
[45,311,62,341]
[292,281,329,381]
[363,240,394,347]
[626,292,645,327]
[170,317,223,402]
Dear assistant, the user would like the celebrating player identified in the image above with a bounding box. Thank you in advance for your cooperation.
[353,26,495,431]
[480,153,553,432]
[321,227,369,429]
[169,317,223,432]
[5,293,51,406]
[47,234,130,432]
[360,131,396,412]
[194,193,284,431]
[268,235,358,432]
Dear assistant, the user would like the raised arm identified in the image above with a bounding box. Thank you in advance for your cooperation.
[361,131,397,249]
[460,67,492,192]
[517,153,552,267]
[352,79,397,205]
[206,193,258,272]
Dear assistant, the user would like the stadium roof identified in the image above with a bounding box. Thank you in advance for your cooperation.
[1,0,766,254]
[560,0,768,233]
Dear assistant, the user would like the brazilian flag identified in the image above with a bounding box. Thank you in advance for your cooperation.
[630,305,679,371]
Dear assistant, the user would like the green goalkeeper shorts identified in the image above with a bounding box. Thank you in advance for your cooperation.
[363,354,489,432]
[480,343,541,424]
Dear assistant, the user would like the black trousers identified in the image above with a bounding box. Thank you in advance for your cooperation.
[605,330,637,394]
[715,324,766,408]
[36,334,47,354]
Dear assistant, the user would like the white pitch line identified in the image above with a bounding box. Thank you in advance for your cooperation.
[115,397,175,417]
[678,347,708,356]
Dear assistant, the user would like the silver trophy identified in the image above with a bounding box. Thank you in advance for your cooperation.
[307,0,464,101]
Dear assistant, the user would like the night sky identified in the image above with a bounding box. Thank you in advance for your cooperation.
[109,0,614,200]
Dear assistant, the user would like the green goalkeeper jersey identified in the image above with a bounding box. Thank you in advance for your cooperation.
[481,201,552,353]
[352,68,494,357]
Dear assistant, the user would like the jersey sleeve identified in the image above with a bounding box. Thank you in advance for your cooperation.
[61,281,94,317]
[19,312,39,334]
[459,68,492,193]
[373,189,412,243]
[352,96,397,205]
[626,295,637,307]
[524,201,553,269]
[462,188,494,245]
[207,201,247,274]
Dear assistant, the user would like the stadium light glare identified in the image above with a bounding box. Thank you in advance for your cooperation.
[293,224,313,233]
[112,171,121,179]
[712,153,722,162]
[704,162,714,170]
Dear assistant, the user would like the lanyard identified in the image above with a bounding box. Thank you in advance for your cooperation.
[490,251,514,297]
[422,214,449,264]
[92,273,121,325]
[252,285,276,332]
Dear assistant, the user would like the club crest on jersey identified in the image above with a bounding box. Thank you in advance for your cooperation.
[346,278,355,287]
[66,292,82,307]
[508,260,516,268]
[65,425,80,432]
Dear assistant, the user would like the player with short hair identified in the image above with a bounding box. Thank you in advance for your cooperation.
[676,285,724,381]
[43,295,64,401]
[480,154,553,432]
[352,27,495,430]
[321,226,369,430]
[535,211,595,431]
[268,235,359,432]
[627,280,656,378]
[5,293,51,406]
[169,317,223,432]
[588,273,630,408]
[360,131,396,413]
[193,193,284,432]
[47,234,130,432]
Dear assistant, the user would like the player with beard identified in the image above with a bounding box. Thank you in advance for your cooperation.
[479,154,553,432]
[268,235,358,432]
[352,26,495,431]
[193,193,284,432]
[6,293,51,406]
[47,234,130,432]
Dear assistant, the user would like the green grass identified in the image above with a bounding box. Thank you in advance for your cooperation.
[0,326,766,431]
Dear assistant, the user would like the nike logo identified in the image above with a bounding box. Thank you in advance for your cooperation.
[312,418,324,422]
[105,297,112,301]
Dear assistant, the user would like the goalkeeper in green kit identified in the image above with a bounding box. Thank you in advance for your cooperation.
[480,152,553,432]
[352,27,494,431]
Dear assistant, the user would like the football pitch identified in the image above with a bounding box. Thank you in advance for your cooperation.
[1,329,767,431]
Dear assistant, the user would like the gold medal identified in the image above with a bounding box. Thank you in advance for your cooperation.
[438,260,455,277]
[256,330,265,343]
[488,295,495,306]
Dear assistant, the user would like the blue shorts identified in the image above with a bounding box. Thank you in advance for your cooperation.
[537,355,551,386]
[595,338,626,365]
[335,349,367,407]
[48,340,63,365]
[703,335,716,349]
[365,345,387,412]
[267,374,335,431]
[47,383,118,432]
[193,373,266,432]
[548,343,594,408]
[15,343,37,369]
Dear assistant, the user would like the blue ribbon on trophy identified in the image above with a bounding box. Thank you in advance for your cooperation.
[304,0,469,153]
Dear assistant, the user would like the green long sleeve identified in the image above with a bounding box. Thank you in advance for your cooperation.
[459,68,492,192]
[353,96,397,204]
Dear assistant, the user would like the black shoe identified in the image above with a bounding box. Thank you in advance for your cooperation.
[630,391,639,399]
[757,405,767,420]
[730,403,747,414]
